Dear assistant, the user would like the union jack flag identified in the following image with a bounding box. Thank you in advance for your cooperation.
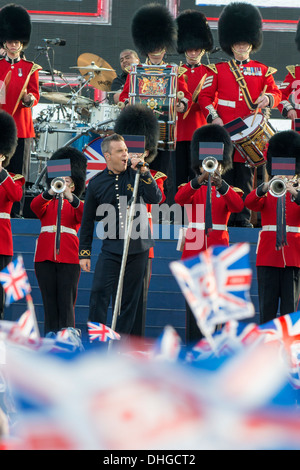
[87,322,121,342]
[0,256,31,305]
[170,243,255,336]
[83,138,107,186]
[258,312,300,389]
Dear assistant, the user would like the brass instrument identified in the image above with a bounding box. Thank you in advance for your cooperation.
[202,156,219,174]
[268,177,300,198]
[51,177,66,194]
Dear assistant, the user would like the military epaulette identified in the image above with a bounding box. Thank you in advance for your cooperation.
[232,186,244,195]
[205,64,218,74]
[152,171,167,181]
[265,66,277,77]
[178,66,187,78]
[12,174,24,182]
[178,182,188,189]
[286,65,296,79]
[30,62,42,74]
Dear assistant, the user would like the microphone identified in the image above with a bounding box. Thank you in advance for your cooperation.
[210,47,221,54]
[127,158,149,168]
[43,38,66,46]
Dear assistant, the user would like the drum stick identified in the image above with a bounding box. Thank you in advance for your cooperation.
[251,85,267,127]
[183,73,207,120]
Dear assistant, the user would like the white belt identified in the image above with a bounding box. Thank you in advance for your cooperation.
[41,225,77,236]
[294,103,300,110]
[262,225,300,233]
[218,99,236,109]
[188,222,227,231]
[0,213,10,219]
[147,212,152,219]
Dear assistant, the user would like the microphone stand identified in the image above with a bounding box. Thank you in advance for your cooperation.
[109,166,142,349]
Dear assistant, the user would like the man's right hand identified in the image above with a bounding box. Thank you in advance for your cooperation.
[80,258,91,272]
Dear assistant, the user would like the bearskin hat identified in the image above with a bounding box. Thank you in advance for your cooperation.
[0,4,31,49]
[191,124,233,176]
[132,3,177,57]
[266,130,300,177]
[295,20,300,51]
[176,10,213,54]
[114,104,159,164]
[47,147,87,198]
[0,110,17,167]
[218,3,263,57]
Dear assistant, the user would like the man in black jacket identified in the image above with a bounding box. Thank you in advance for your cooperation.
[79,133,162,336]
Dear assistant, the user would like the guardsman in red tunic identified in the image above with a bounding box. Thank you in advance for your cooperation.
[30,147,87,336]
[278,21,300,126]
[198,3,281,227]
[175,125,244,344]
[0,110,25,318]
[175,10,214,188]
[114,104,166,336]
[119,4,192,207]
[0,4,41,217]
[245,131,300,324]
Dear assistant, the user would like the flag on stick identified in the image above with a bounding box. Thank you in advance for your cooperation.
[87,322,121,342]
[0,256,31,306]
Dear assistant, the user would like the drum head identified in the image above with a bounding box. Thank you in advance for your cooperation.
[231,113,264,142]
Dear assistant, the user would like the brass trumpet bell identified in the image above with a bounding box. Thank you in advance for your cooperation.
[51,177,66,194]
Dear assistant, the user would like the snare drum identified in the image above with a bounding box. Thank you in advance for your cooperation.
[90,104,120,129]
[128,64,178,151]
[83,137,107,186]
[231,113,275,167]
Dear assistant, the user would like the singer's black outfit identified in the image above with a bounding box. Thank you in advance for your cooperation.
[79,166,162,335]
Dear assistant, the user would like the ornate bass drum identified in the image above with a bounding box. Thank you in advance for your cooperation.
[128,64,178,151]
[231,113,275,167]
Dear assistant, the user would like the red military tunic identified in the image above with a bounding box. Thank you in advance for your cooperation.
[0,57,41,138]
[30,193,84,264]
[176,64,208,142]
[245,189,300,268]
[0,170,24,255]
[198,60,282,162]
[278,65,300,123]
[175,180,244,259]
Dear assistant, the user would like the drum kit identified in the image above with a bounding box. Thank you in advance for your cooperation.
[30,53,120,193]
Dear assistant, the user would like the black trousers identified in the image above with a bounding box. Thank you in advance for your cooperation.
[35,261,81,335]
[89,249,149,335]
[257,265,300,324]
[131,258,152,337]
[6,137,32,216]
[0,255,12,320]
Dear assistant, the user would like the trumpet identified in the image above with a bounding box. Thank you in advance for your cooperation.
[269,176,300,197]
[51,177,66,194]
[202,156,219,174]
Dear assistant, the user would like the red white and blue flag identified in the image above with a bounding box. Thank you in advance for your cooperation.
[0,256,31,305]
[170,243,254,336]
[87,322,121,342]
[83,138,107,186]
[18,309,38,339]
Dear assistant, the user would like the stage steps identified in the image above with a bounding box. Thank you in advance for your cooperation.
[5,219,260,342]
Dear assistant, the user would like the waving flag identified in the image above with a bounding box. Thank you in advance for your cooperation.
[87,322,120,342]
[152,325,182,362]
[170,243,255,336]
[18,310,39,340]
[0,256,31,305]
[83,138,107,186]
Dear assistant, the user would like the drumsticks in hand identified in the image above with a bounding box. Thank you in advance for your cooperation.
[251,85,267,126]
[183,73,207,120]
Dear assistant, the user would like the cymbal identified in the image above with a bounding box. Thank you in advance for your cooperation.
[76,53,117,91]
[41,91,94,107]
